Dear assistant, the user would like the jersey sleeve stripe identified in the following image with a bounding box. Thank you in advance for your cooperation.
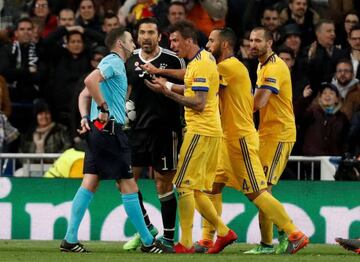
[259,85,279,94]
[192,86,209,92]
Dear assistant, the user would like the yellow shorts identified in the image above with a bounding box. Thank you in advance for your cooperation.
[259,140,294,185]
[215,134,267,194]
[173,133,221,191]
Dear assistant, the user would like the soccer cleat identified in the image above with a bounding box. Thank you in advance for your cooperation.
[173,243,195,253]
[335,238,360,254]
[123,226,158,251]
[140,239,174,254]
[206,229,238,254]
[244,244,275,254]
[275,233,289,254]
[157,236,174,253]
[60,239,90,253]
[285,231,309,254]
[194,239,213,253]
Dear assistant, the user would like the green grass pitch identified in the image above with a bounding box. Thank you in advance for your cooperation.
[0,240,358,262]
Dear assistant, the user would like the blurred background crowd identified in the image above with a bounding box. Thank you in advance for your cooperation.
[0,0,359,166]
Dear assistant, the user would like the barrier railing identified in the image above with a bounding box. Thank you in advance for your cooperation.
[0,153,341,180]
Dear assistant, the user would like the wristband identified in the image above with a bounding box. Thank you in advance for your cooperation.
[81,115,90,120]
[165,81,174,91]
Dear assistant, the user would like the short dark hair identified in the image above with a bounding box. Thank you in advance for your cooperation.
[103,11,118,21]
[66,30,84,42]
[349,23,360,37]
[315,19,335,33]
[168,1,186,13]
[262,6,279,17]
[336,58,354,72]
[277,45,295,59]
[16,17,33,30]
[169,20,197,43]
[136,17,159,33]
[215,27,237,51]
[105,27,127,49]
[252,27,273,41]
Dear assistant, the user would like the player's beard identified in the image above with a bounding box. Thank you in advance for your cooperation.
[141,41,156,54]
[212,46,221,61]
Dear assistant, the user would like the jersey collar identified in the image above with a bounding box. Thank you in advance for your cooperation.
[189,47,203,63]
[260,52,275,68]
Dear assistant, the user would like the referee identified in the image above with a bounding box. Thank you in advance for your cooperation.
[60,27,170,254]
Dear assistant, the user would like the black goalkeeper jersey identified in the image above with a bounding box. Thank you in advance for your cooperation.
[126,47,186,130]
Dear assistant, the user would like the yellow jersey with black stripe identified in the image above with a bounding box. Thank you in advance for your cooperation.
[256,53,296,142]
[219,56,256,139]
[184,48,222,137]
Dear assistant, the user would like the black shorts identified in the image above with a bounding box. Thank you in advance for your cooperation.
[129,128,180,172]
[83,122,133,180]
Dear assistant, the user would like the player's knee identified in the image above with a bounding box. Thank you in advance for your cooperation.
[118,178,139,194]
[246,189,266,201]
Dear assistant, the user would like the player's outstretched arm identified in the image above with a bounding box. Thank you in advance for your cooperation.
[78,87,91,134]
[141,63,186,80]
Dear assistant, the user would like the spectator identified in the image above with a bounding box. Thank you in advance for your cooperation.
[331,59,360,121]
[58,8,75,27]
[102,11,120,35]
[280,0,320,46]
[261,6,282,47]
[0,17,47,133]
[159,1,207,48]
[277,46,308,102]
[346,23,360,79]
[30,0,58,38]
[76,0,102,33]
[281,23,303,56]
[335,10,359,50]
[43,8,104,51]
[19,99,71,154]
[307,19,347,97]
[301,83,349,156]
[236,30,258,89]
[47,30,91,127]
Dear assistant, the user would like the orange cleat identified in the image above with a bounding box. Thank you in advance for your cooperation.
[194,239,213,253]
[286,231,309,254]
[174,243,195,254]
[206,230,238,254]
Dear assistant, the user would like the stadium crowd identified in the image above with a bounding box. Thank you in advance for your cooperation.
[0,0,359,172]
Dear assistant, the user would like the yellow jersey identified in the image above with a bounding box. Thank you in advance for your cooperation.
[256,53,296,142]
[184,49,222,137]
[218,56,256,139]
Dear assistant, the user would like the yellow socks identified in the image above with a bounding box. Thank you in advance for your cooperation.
[253,192,297,235]
[201,193,222,241]
[177,188,195,248]
[258,210,273,245]
[194,191,228,237]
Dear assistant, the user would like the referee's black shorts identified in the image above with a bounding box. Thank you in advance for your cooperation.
[83,121,133,180]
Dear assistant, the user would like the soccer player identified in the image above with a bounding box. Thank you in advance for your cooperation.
[336,237,360,254]
[245,26,309,254]
[123,17,185,250]
[145,21,237,254]
[59,27,170,254]
[195,28,309,255]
